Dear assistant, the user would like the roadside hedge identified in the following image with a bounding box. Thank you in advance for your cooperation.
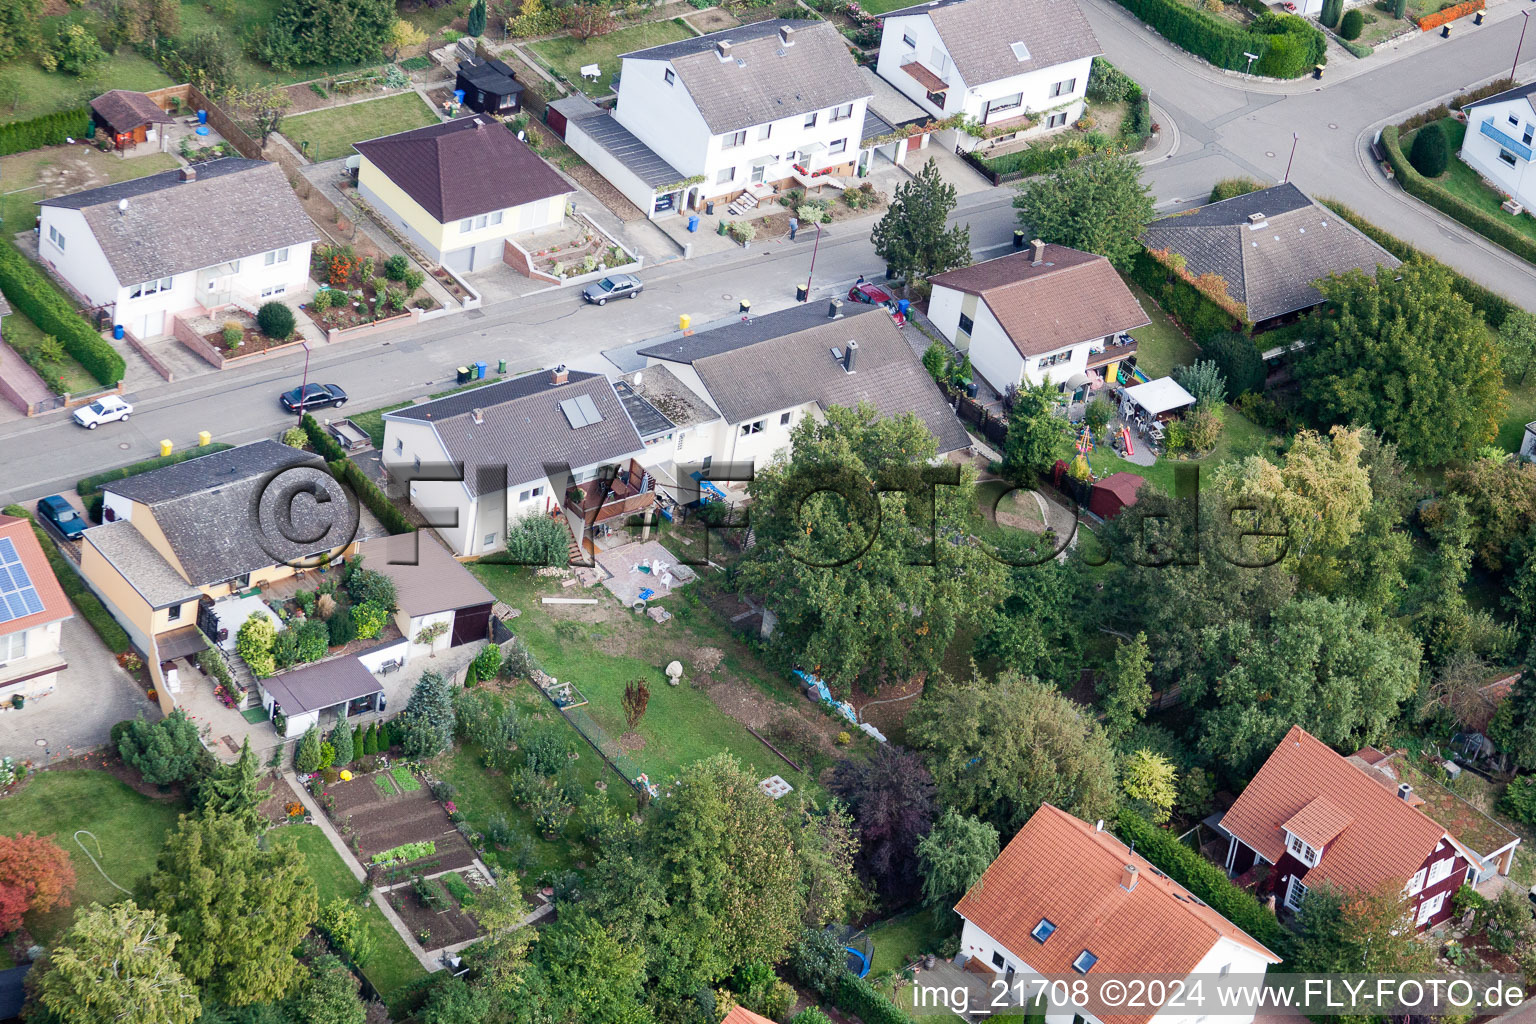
[1107,0,1323,78]
[0,107,90,158]
[0,240,125,386]
[329,458,415,535]
[1379,124,1536,270]
[1316,197,1519,330]
[77,443,235,498]
[2,504,131,654]
[1115,809,1291,959]
[1418,0,1482,31]
[1129,248,1245,343]
[299,413,348,463]
[833,975,917,1024]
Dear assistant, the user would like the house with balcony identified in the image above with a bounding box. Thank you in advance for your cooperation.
[382,367,668,558]
[951,804,1280,1024]
[0,515,73,705]
[35,159,315,340]
[562,20,872,218]
[1459,81,1536,214]
[1218,726,1515,929]
[927,240,1150,397]
[875,0,1101,154]
[77,440,359,713]
[354,116,574,274]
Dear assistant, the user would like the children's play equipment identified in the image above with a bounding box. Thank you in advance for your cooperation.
[827,924,873,978]
[1121,426,1134,456]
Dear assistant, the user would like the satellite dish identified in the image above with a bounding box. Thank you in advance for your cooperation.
[517,130,526,141]
[118,198,129,214]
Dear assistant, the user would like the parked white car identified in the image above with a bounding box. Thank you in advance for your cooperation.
[73,395,133,429]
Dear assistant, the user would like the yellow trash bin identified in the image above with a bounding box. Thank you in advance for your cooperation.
[159,439,173,457]
[197,430,211,447]
[679,314,691,331]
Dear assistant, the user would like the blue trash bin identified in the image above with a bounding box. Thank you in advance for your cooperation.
[475,361,487,379]
[197,109,207,125]
[453,89,466,105]
[112,325,124,340]
[898,299,911,316]
[687,215,700,233]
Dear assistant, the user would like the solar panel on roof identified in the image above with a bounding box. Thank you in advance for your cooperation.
[559,395,605,429]
[574,394,603,425]
[0,538,16,563]
[0,532,44,624]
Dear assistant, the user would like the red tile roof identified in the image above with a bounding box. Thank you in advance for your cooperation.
[927,244,1150,357]
[722,1008,777,1024]
[1281,797,1353,849]
[0,516,72,637]
[956,804,1279,1022]
[1222,726,1446,893]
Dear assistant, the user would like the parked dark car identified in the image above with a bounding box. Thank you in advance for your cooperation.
[36,495,85,540]
[581,274,643,305]
[281,383,347,413]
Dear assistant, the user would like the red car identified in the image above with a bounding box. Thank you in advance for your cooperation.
[847,282,905,324]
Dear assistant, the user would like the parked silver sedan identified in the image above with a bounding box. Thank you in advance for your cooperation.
[582,273,643,305]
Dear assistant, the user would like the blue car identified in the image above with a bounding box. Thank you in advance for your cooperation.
[36,495,85,540]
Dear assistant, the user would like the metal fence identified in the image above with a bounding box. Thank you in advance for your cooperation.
[526,669,648,797]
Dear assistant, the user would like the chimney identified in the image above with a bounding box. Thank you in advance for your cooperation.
[844,339,858,373]
[779,25,795,46]
[716,39,733,61]
[1030,238,1045,264]
[1398,783,1413,801]
[1121,863,1139,893]
[1247,212,1267,229]
[471,408,484,425]
[828,299,843,319]
[178,166,197,183]
[551,364,569,386]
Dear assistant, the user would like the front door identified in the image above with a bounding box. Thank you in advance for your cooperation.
[138,309,165,339]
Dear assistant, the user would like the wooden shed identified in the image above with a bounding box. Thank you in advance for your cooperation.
[455,58,524,115]
[90,90,175,150]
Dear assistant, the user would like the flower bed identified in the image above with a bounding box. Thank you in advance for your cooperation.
[530,231,634,280]
[201,315,294,359]
[308,245,431,331]
[1419,0,1482,30]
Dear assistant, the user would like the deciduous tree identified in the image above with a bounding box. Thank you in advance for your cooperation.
[385,17,426,60]
[536,909,650,1023]
[1121,749,1178,824]
[871,157,971,289]
[1097,631,1152,738]
[1443,453,1536,571]
[1293,882,1435,978]
[292,954,366,1024]
[562,2,617,40]
[1000,382,1063,485]
[0,832,74,932]
[1500,309,1536,386]
[828,745,937,900]
[0,0,41,61]
[916,808,999,912]
[31,901,200,1024]
[1013,153,1154,270]
[228,84,291,146]
[622,677,650,732]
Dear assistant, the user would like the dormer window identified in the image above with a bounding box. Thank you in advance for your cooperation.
[1010,41,1030,61]
[1031,919,1056,943]
[1286,832,1320,866]
[1072,950,1098,974]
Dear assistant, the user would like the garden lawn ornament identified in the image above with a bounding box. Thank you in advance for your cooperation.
[666,661,683,686]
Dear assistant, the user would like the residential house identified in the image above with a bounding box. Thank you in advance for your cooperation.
[78,440,359,712]
[355,117,575,273]
[955,804,1281,1024]
[1140,183,1401,328]
[355,533,496,659]
[455,57,524,115]
[36,159,316,340]
[563,20,872,218]
[876,0,1101,153]
[1219,726,1515,929]
[928,240,1150,396]
[1458,81,1536,213]
[382,367,659,558]
[616,363,727,500]
[634,300,971,497]
[858,65,938,170]
[89,90,174,151]
[722,1009,777,1024]
[0,515,73,704]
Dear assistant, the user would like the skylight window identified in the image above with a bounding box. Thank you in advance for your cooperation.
[1031,919,1056,943]
[1072,950,1098,974]
[1010,41,1031,61]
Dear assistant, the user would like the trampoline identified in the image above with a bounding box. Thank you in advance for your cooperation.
[827,924,872,979]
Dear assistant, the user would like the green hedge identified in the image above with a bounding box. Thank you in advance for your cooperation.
[1129,248,1245,343]
[1316,197,1518,330]
[0,107,90,158]
[0,241,125,386]
[77,443,235,498]
[1106,0,1322,77]
[1380,124,1536,269]
[300,413,349,463]
[834,975,917,1024]
[330,458,415,535]
[2,504,132,654]
[1115,809,1290,959]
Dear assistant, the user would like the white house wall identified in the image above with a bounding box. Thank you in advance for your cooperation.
[698,98,871,198]
[563,118,667,219]
[36,206,120,308]
[1460,98,1536,211]
[615,57,718,178]
[403,609,455,660]
[382,417,477,556]
[877,13,966,120]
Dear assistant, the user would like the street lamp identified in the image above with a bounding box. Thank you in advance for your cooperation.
[1284,132,1299,183]
[297,341,311,417]
[802,220,823,301]
[1243,51,1259,77]
[1514,8,1535,82]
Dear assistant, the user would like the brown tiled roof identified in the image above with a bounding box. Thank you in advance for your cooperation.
[902,61,949,93]
[956,805,1279,1023]
[1221,726,1446,894]
[355,116,574,224]
[356,534,495,618]
[0,516,72,638]
[928,245,1150,357]
[622,20,870,135]
[1282,796,1353,849]
[90,90,175,133]
[882,0,1102,87]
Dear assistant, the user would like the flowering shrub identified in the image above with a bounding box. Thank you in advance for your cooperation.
[285,801,304,818]
[0,757,18,790]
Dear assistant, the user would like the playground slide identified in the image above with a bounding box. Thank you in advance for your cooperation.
[1121,427,1134,456]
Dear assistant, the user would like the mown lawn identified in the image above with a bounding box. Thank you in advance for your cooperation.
[284,92,439,162]
[0,52,174,124]
[1123,278,1199,378]
[0,770,183,943]
[0,145,179,238]
[1084,403,1274,496]
[528,20,692,97]
[1497,371,1536,454]
[867,911,939,978]
[274,824,427,1002]
[1408,119,1536,247]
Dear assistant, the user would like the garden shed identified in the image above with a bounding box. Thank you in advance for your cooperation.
[1089,472,1144,520]
[89,90,174,150]
[356,534,496,658]
[456,58,524,115]
[258,655,384,736]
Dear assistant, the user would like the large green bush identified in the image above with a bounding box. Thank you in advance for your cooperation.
[256,300,295,340]
[833,975,916,1024]
[0,241,125,385]
[0,107,90,157]
[1105,0,1322,77]
[299,413,347,463]
[1201,331,1267,396]
[1319,0,1342,28]
[1408,121,1450,177]
[331,458,414,536]
[1129,249,1245,342]
[1339,7,1364,38]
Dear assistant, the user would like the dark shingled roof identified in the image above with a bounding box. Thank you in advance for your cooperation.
[1140,183,1401,322]
[103,440,357,587]
[638,303,970,454]
[928,244,1150,357]
[354,116,573,223]
[38,159,316,286]
[622,20,870,135]
[458,57,524,97]
[567,112,685,189]
[262,656,382,715]
[356,534,496,618]
[386,371,647,495]
[880,0,1101,87]
[90,89,175,133]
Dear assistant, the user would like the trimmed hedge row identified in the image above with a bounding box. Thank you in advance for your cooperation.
[1129,248,1245,343]
[833,974,917,1024]
[1107,0,1323,77]
[1418,0,1482,30]
[299,413,348,463]
[77,443,235,498]
[329,458,415,535]
[1115,809,1290,958]
[0,107,90,158]
[1379,124,1536,270]
[0,241,125,386]
[2,505,132,654]
[1316,197,1519,330]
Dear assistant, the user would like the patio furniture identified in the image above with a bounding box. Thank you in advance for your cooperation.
[580,63,602,81]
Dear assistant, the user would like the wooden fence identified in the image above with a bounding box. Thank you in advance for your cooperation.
[143,83,262,160]
[949,389,1008,446]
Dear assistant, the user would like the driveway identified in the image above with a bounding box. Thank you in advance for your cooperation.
[0,620,159,763]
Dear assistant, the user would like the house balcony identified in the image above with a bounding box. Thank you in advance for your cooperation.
[566,462,659,528]
[1085,334,1138,371]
